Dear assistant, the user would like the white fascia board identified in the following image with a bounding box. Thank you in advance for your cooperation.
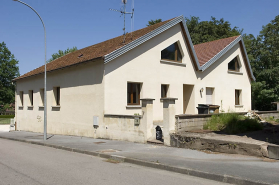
[104,15,201,70]
[200,35,255,81]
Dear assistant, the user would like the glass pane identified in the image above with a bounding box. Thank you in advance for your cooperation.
[161,44,176,61]
[132,84,137,104]
[235,90,240,105]
[161,85,167,98]
[127,83,131,104]
[228,58,239,71]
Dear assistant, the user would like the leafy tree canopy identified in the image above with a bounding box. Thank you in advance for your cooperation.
[185,16,243,45]
[48,46,77,63]
[0,42,19,112]
[147,19,162,26]
[249,15,279,110]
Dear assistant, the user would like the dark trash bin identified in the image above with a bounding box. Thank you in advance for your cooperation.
[196,104,209,114]
[155,126,163,141]
[196,104,220,114]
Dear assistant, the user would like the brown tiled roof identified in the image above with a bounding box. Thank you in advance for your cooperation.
[15,18,241,81]
[15,18,174,81]
[194,36,240,66]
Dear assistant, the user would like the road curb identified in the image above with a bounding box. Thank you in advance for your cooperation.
[0,136,274,185]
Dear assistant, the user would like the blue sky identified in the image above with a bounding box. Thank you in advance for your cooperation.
[1,0,278,75]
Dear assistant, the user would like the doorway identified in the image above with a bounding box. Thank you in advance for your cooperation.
[183,84,195,114]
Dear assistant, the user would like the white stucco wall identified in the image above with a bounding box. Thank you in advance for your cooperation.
[104,24,198,121]
[15,60,105,138]
[195,43,252,112]
[15,22,252,142]
[104,24,252,121]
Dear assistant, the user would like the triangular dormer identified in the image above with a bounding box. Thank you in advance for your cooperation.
[161,42,183,63]
[228,56,241,72]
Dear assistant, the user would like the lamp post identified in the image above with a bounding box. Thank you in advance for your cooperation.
[13,0,47,141]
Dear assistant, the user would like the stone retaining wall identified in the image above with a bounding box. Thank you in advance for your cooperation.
[175,111,279,132]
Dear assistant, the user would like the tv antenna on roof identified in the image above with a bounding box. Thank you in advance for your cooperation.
[110,0,134,43]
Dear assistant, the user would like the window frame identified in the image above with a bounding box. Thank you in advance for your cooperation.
[127,83,141,105]
[40,88,44,106]
[228,57,240,72]
[206,87,215,105]
[53,87,60,106]
[161,84,169,98]
[235,89,242,105]
[19,91,24,106]
[161,42,182,63]
[28,90,33,106]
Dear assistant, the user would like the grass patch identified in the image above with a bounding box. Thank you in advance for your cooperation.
[204,113,263,134]
[266,116,279,124]
[0,118,11,125]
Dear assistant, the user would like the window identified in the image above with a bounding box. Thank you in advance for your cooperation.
[235,90,242,105]
[127,83,141,105]
[161,84,169,98]
[53,87,60,106]
[228,57,240,72]
[206,87,214,104]
[28,90,33,106]
[161,42,182,62]
[19,91,24,106]
[40,88,44,106]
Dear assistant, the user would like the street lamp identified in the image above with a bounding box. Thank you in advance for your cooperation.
[13,0,47,141]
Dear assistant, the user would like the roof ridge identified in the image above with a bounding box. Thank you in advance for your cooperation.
[14,17,177,81]
[72,17,177,54]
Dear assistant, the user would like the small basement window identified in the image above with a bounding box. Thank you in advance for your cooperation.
[29,90,33,106]
[161,42,182,62]
[235,90,242,105]
[127,83,141,105]
[161,84,169,98]
[228,57,240,72]
[53,87,60,106]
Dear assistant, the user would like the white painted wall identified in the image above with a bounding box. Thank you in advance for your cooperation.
[104,24,198,121]
[15,60,105,138]
[15,22,252,142]
[195,43,252,113]
[104,24,252,121]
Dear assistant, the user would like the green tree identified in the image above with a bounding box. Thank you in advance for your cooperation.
[147,19,162,26]
[249,15,279,110]
[0,42,19,112]
[185,16,242,45]
[48,46,77,63]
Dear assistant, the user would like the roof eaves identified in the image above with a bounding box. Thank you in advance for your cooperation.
[104,15,201,70]
[200,35,255,81]
[180,16,201,71]
[13,57,103,81]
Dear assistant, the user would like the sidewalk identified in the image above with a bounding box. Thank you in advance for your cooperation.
[0,131,278,185]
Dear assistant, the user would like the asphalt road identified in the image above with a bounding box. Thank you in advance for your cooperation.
[0,139,227,185]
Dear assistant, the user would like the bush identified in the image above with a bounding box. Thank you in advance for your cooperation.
[204,113,263,134]
[0,115,15,118]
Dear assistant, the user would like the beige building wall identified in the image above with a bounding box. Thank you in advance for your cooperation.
[15,22,252,142]
[15,60,105,138]
[195,43,252,113]
[104,24,199,121]
[104,24,252,121]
